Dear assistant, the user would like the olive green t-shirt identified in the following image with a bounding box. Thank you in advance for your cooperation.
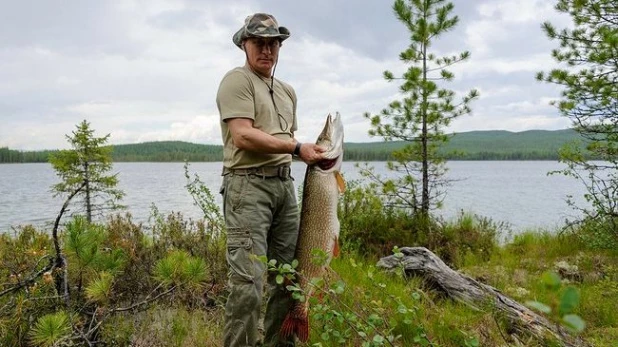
[217,65,298,169]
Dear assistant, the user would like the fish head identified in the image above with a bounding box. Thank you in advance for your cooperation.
[314,112,344,173]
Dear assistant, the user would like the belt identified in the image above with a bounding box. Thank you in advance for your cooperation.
[222,165,292,179]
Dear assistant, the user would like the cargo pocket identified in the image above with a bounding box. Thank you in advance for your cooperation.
[226,226,254,283]
[228,176,248,211]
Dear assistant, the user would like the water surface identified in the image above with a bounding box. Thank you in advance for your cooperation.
[0,161,587,233]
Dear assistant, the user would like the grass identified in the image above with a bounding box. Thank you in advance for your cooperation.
[303,237,618,346]
[100,307,224,346]
[460,231,618,347]
[1,216,617,346]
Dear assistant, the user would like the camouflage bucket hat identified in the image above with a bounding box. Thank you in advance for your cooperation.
[232,13,290,49]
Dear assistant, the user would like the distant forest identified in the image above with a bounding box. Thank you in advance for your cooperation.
[0,129,591,163]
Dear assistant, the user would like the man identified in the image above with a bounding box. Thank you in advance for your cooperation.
[216,13,325,347]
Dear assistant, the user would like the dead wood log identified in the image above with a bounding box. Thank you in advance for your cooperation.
[377,247,586,347]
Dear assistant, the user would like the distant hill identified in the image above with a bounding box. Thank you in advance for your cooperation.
[345,129,588,161]
[448,129,588,160]
[0,129,590,163]
[110,141,223,162]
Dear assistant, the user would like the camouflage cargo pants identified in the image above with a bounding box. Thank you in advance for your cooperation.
[221,171,299,347]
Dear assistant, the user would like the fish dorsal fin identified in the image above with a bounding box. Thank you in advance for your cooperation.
[335,171,346,193]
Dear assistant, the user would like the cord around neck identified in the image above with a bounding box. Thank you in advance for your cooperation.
[243,53,289,132]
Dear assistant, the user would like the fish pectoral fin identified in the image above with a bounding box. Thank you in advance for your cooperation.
[333,236,340,258]
[335,172,346,193]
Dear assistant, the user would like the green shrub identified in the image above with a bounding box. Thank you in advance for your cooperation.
[339,179,421,257]
[571,216,618,250]
[0,226,58,346]
[0,210,226,346]
[339,180,502,267]
[431,213,502,267]
[1,161,228,345]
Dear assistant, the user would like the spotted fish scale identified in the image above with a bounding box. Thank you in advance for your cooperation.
[280,113,345,342]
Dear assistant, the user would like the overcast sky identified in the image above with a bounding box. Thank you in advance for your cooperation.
[0,0,573,150]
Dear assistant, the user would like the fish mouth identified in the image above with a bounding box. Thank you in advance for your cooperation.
[314,112,344,172]
[317,113,344,154]
[317,157,340,170]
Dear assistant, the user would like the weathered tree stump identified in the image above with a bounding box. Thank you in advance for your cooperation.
[377,247,586,347]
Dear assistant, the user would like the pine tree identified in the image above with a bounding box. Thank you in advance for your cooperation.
[538,0,618,241]
[49,120,124,223]
[364,0,478,218]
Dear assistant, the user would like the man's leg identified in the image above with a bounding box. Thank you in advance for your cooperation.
[263,178,300,346]
[223,175,274,347]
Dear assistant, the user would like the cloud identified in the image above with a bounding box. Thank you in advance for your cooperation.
[129,115,221,144]
[0,0,575,150]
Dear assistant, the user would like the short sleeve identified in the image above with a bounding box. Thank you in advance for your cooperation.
[290,86,298,132]
[217,70,255,122]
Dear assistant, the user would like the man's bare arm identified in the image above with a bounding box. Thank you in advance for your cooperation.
[227,118,325,164]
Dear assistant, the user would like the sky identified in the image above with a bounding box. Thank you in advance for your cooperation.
[0,0,574,151]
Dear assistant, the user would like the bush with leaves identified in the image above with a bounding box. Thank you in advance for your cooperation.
[338,177,418,256]
[264,248,432,346]
[526,271,586,334]
[339,179,502,267]
[0,213,224,346]
[0,161,228,346]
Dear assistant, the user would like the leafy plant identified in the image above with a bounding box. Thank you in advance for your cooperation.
[526,271,586,333]
[263,247,430,346]
[184,161,225,234]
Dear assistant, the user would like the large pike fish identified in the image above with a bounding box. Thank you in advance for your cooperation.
[280,113,345,342]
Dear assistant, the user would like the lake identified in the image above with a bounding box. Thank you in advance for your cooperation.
[0,161,588,233]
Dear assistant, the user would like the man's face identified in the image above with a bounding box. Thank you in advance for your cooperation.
[244,37,280,78]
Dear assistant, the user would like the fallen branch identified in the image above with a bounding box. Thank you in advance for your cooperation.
[112,284,177,313]
[0,258,53,297]
[377,247,587,347]
[0,181,83,298]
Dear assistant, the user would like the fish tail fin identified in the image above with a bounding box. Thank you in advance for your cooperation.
[280,306,309,342]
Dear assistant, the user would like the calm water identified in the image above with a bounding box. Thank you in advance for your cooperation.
[0,161,588,233]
